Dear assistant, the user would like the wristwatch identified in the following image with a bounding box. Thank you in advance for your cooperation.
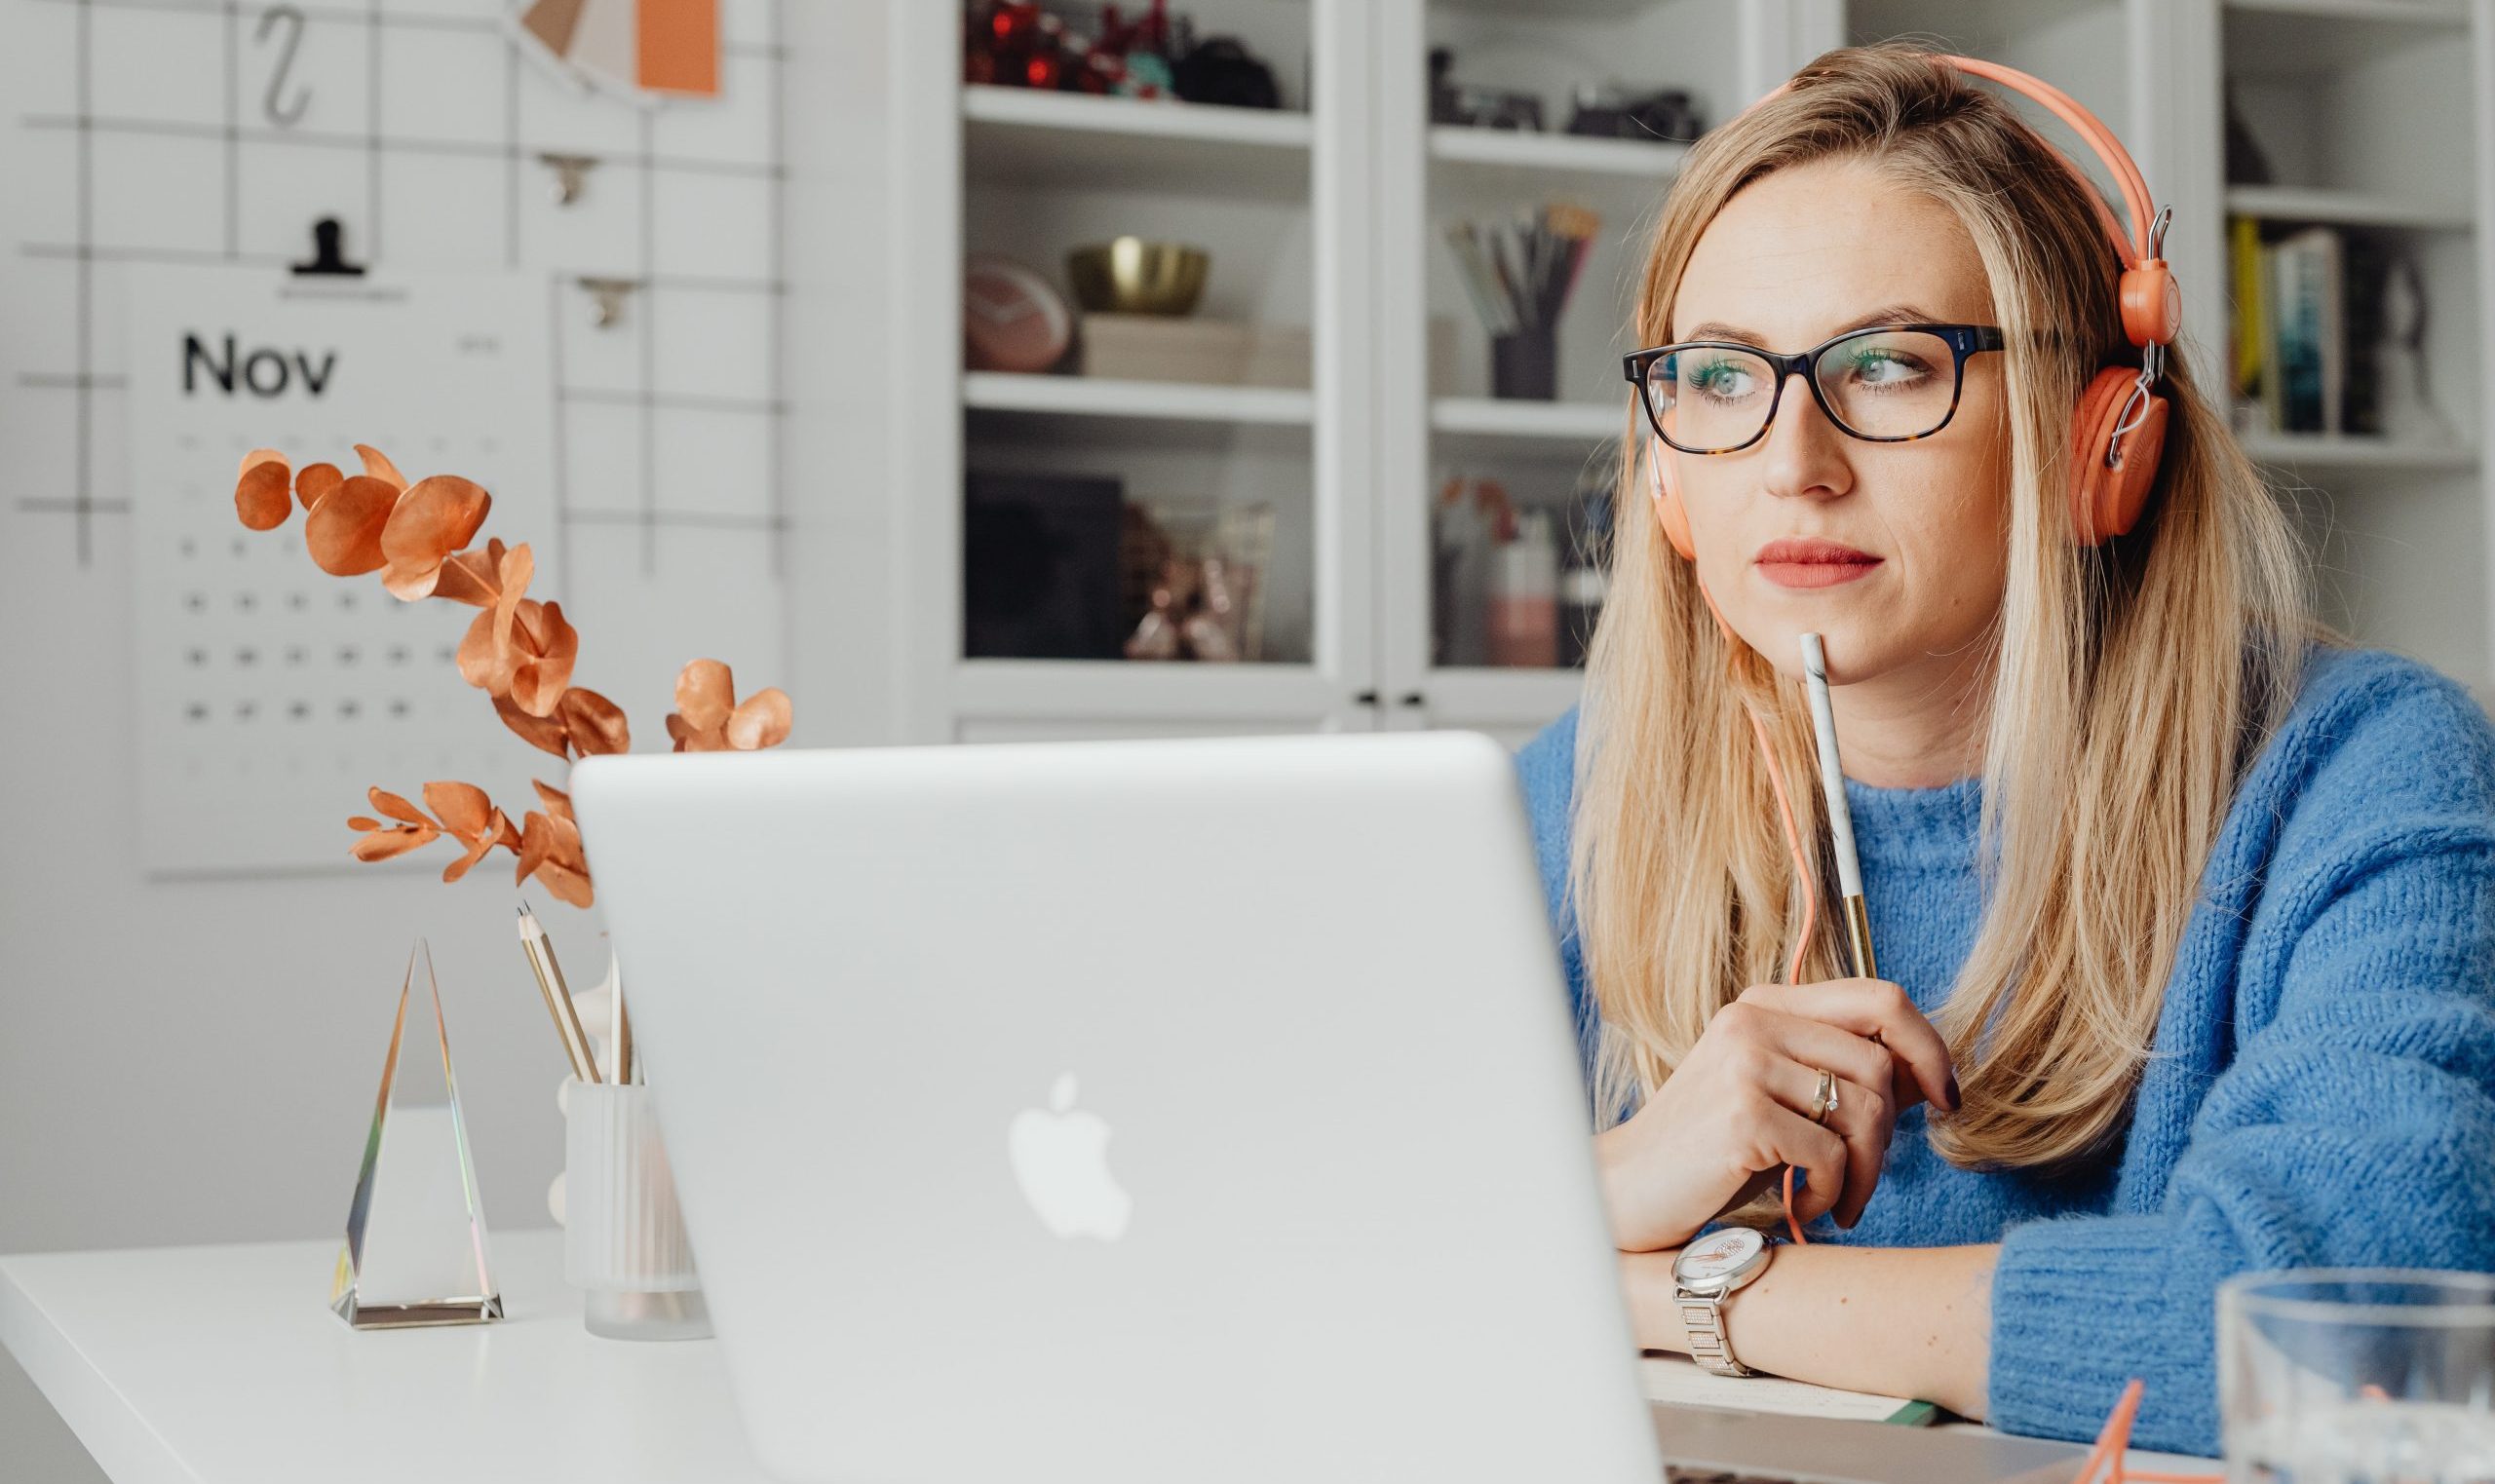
[1670,1227,1779,1377]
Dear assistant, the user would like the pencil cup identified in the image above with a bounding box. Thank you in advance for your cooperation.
[1491,327,1558,400]
[561,1078,710,1341]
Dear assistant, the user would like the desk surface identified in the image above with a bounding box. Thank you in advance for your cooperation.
[3,1230,2207,1484]
[2,1230,775,1484]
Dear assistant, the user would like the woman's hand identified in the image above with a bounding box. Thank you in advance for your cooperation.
[1593,978,1958,1252]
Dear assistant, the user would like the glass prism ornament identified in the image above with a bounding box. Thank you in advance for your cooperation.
[329,938,505,1329]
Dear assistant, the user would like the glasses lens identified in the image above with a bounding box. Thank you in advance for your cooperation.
[1813,329,1959,439]
[1645,345,1778,452]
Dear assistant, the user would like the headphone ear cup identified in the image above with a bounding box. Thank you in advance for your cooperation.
[2067,366,2169,545]
[1647,447,1698,561]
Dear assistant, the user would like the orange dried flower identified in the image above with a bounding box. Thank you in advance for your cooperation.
[294,462,343,511]
[516,781,594,908]
[508,601,578,716]
[421,780,520,884]
[434,537,510,607]
[494,692,573,759]
[230,440,791,909]
[305,475,402,576]
[348,786,441,861]
[380,475,492,600]
[557,687,632,755]
[235,449,291,531]
[491,685,630,761]
[461,589,576,717]
[356,443,407,491]
[666,659,792,752]
[456,543,537,691]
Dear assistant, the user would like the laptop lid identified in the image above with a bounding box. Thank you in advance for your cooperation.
[572,731,1661,1484]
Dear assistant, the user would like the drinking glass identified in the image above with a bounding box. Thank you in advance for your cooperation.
[2221,1269,2495,1483]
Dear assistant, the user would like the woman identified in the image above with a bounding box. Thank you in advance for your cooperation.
[1516,43,2495,1455]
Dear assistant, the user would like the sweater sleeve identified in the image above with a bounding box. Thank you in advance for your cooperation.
[1512,706,1596,1081]
[1986,662,2495,1455]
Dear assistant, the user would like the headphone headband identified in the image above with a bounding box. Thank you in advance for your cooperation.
[1744,53,2175,348]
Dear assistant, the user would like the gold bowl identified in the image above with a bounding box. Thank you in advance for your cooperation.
[1066,239,1210,317]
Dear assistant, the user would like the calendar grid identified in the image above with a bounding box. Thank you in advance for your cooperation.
[220,2,237,257]
[73,0,95,564]
[637,103,656,573]
[17,115,787,180]
[8,0,787,568]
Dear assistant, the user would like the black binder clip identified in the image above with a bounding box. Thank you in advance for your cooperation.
[291,216,366,278]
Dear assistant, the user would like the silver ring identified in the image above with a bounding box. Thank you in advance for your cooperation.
[1810,1068,1838,1124]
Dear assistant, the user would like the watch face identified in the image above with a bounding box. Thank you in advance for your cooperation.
[1675,1227,1766,1289]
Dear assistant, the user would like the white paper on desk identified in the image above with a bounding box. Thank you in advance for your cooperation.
[1641,1353,1925,1425]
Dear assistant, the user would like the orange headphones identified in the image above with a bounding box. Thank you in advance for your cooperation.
[1648,53,2181,560]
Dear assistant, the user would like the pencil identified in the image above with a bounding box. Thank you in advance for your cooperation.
[518,902,601,1083]
[1798,633,1877,980]
[610,962,634,1084]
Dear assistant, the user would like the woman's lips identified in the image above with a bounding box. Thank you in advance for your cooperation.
[1753,537,1882,590]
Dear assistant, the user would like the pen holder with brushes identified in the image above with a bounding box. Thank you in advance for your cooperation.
[561,1076,711,1340]
[1491,327,1558,400]
[1441,201,1600,403]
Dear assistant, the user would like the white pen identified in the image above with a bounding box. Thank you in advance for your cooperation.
[1799,632,1877,980]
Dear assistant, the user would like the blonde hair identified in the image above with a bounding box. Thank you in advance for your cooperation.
[1571,42,2318,1170]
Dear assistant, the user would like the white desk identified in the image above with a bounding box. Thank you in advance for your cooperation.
[3,1231,2210,1483]
[1,1230,775,1484]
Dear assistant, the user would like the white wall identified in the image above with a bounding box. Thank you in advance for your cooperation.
[0,0,807,1470]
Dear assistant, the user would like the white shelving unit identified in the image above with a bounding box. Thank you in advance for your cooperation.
[1843,0,2495,690]
[799,0,2495,749]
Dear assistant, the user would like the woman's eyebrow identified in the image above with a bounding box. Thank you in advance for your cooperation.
[1679,303,1940,345]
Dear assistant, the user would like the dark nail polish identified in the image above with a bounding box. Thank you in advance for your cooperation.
[1944,1072,1963,1113]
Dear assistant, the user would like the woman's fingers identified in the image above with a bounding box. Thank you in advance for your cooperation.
[1739,1007,1894,1107]
[1744,1104,1850,1227]
[1738,978,1957,1112]
[1763,1061,1890,1229]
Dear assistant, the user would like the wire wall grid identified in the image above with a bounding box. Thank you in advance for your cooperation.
[2,0,788,576]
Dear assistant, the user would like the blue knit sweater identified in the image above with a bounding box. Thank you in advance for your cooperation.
[1513,645,2495,1455]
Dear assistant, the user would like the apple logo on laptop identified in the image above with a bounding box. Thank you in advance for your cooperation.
[1009,1073,1132,1240]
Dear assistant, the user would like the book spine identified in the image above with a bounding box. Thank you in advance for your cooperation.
[2318,228,2345,436]
[2259,238,2285,434]
[2231,214,2264,416]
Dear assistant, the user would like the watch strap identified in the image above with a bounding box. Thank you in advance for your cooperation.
[1676,1290,1755,1377]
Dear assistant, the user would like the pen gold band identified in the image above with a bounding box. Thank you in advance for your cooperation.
[1842,894,1878,982]
[521,924,600,1084]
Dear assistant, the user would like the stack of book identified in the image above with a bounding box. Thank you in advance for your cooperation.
[2229,215,2392,438]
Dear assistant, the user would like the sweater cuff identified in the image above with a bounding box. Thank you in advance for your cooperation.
[1988,1212,2218,1456]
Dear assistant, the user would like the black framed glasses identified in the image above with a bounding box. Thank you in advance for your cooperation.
[1622,323,2006,455]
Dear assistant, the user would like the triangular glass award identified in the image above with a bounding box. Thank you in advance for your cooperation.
[329,939,504,1328]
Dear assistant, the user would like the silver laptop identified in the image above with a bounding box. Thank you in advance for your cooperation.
[572,732,2088,1484]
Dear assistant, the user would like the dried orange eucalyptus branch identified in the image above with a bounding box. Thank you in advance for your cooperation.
[232,444,793,906]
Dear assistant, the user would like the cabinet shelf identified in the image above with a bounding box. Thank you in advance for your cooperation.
[2239,432,2479,472]
[1427,126,1687,187]
[1430,397,1630,444]
[2222,0,2466,22]
[953,660,1338,717]
[964,372,1316,426]
[963,86,1312,200]
[2224,185,2475,232]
